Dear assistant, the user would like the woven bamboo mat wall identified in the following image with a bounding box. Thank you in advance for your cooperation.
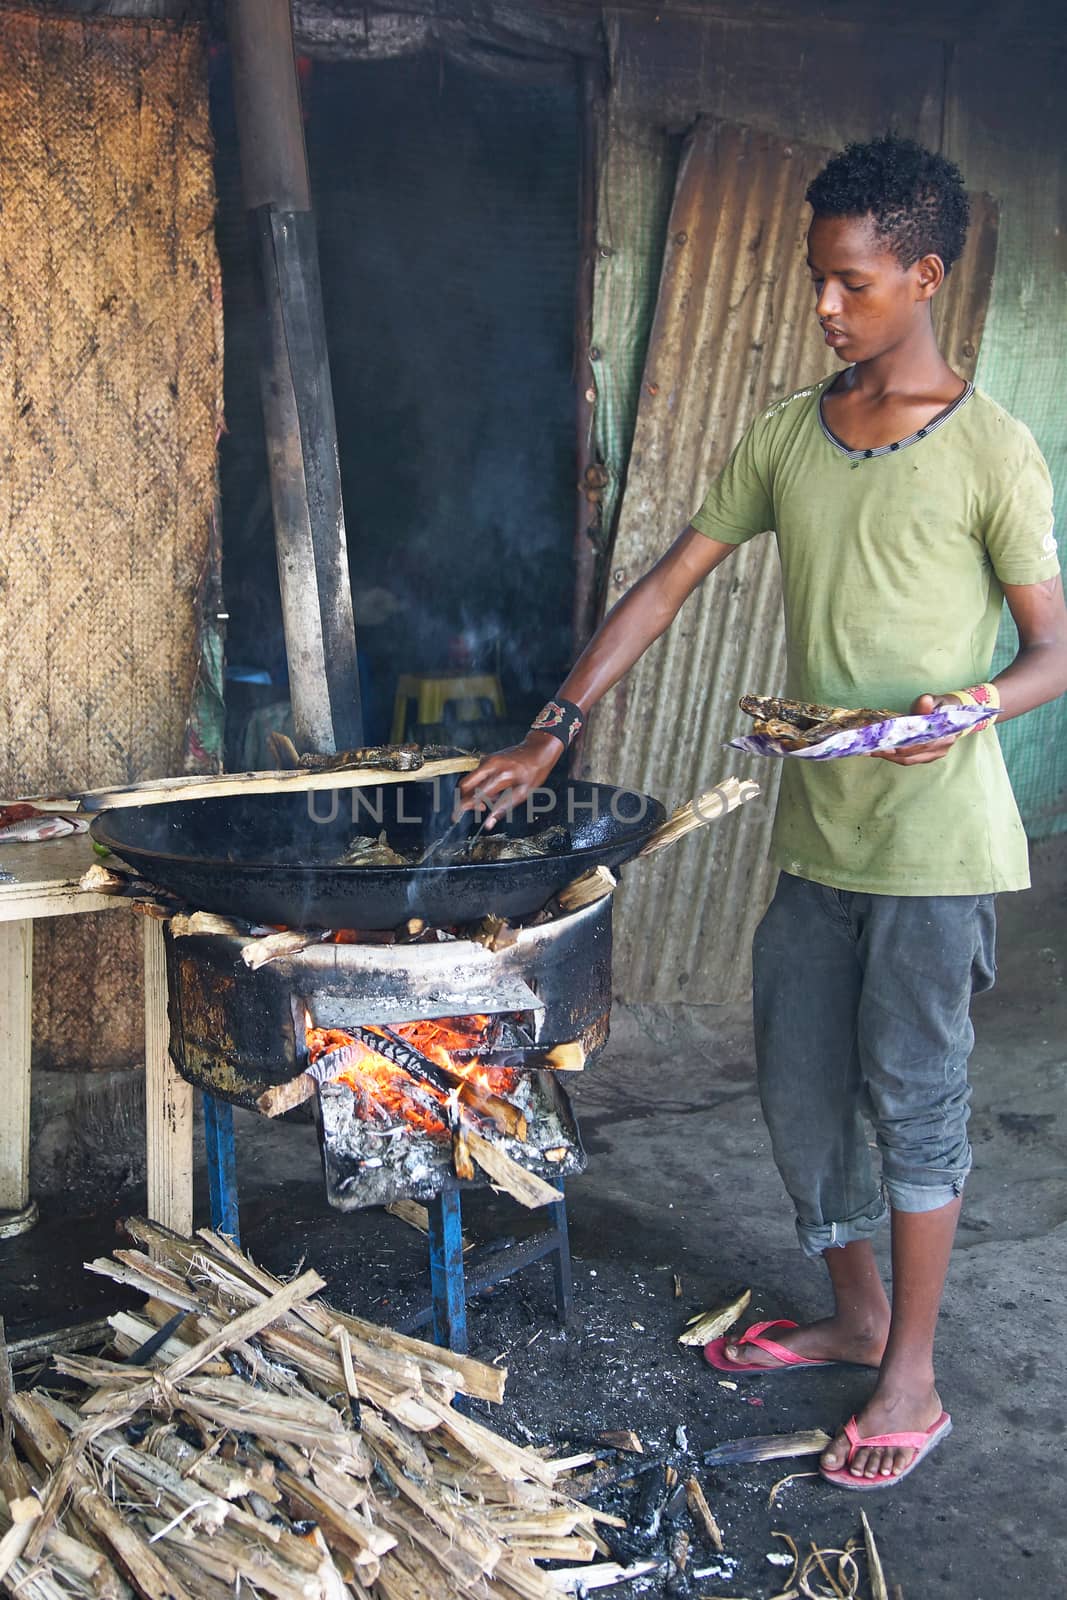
[0,7,223,1069]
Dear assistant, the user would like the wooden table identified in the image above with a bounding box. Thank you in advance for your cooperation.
[0,836,193,1235]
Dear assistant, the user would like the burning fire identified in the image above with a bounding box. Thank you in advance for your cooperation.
[305,1012,520,1139]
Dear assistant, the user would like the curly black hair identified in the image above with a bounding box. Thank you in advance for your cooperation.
[805,135,969,274]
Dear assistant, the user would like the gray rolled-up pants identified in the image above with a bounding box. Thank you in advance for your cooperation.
[753,871,996,1258]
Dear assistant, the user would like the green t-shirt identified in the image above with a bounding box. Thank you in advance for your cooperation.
[691,375,1060,896]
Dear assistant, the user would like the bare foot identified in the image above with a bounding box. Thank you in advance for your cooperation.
[721,1313,888,1370]
[821,1383,944,1480]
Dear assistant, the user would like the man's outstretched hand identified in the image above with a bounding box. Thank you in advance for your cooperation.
[456,731,564,828]
[873,692,985,765]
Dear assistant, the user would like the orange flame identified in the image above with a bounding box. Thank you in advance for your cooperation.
[306,1012,517,1138]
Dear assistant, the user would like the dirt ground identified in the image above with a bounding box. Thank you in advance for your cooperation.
[3,875,1065,1599]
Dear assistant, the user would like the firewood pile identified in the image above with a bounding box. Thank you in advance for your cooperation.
[0,1221,619,1600]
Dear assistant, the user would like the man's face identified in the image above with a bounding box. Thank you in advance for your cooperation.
[806,213,935,364]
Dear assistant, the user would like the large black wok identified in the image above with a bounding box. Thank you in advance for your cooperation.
[89,777,666,929]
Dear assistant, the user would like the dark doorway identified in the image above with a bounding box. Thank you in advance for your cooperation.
[214,53,580,762]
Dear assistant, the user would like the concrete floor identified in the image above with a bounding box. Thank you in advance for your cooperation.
[3,872,1065,1598]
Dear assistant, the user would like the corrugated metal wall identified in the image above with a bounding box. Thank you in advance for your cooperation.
[580,116,999,1003]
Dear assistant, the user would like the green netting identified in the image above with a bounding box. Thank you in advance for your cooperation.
[979,218,1067,838]
[590,107,678,553]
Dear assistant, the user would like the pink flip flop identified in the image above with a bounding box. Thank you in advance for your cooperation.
[820,1411,953,1490]
[703,1318,835,1374]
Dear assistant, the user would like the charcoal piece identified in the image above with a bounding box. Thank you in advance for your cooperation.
[634,1469,669,1538]
[598,1525,654,1565]
[662,1480,689,1522]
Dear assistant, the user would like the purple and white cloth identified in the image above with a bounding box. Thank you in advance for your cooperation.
[727,703,995,760]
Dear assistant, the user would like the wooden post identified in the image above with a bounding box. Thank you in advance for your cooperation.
[0,919,32,1215]
[226,0,363,754]
[571,58,602,661]
[144,917,193,1234]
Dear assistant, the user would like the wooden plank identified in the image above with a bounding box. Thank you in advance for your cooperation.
[268,207,363,751]
[76,754,479,812]
[143,918,193,1235]
[464,1129,564,1210]
[0,920,32,1213]
[0,837,127,922]
[6,1319,112,1371]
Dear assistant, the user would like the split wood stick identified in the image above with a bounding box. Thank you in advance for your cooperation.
[540,1041,586,1073]
[458,1080,526,1140]
[181,1223,506,1403]
[309,1454,368,1514]
[375,1498,497,1594]
[0,1519,34,1589]
[373,1465,505,1584]
[510,1535,597,1562]
[77,864,127,894]
[685,1475,724,1551]
[453,1125,475,1181]
[637,777,761,857]
[106,1312,206,1371]
[256,1072,318,1118]
[599,1430,643,1454]
[16,1517,130,1599]
[0,1322,28,1516]
[148,1534,308,1600]
[145,1512,325,1600]
[464,1127,564,1210]
[490,1510,590,1538]
[357,1411,434,1485]
[385,1199,430,1233]
[147,1428,284,1509]
[76,753,480,812]
[556,865,617,912]
[241,928,330,969]
[77,1267,325,1425]
[332,1324,360,1406]
[168,911,248,940]
[84,1252,203,1314]
[5,1317,116,1372]
[256,1038,378,1117]
[490,1552,566,1600]
[418,1393,560,1488]
[861,1511,890,1600]
[258,1322,423,1413]
[275,1469,396,1562]
[547,1452,600,1473]
[10,1394,197,1599]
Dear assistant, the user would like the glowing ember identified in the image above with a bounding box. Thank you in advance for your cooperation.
[305,1013,520,1140]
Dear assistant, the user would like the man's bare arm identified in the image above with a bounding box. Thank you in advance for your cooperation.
[991,573,1067,719]
[458,529,739,816]
[878,572,1067,766]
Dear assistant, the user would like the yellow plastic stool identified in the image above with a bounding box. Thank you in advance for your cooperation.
[391,672,506,744]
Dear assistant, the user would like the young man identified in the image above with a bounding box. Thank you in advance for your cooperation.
[459,135,1067,1488]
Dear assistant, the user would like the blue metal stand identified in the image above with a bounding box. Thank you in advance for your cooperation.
[407,1185,574,1352]
[549,1195,573,1318]
[427,1188,468,1352]
[200,1095,573,1354]
[203,1093,240,1246]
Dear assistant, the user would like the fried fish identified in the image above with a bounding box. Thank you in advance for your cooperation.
[739,694,895,750]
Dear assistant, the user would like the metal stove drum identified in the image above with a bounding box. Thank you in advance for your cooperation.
[163,894,615,1351]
